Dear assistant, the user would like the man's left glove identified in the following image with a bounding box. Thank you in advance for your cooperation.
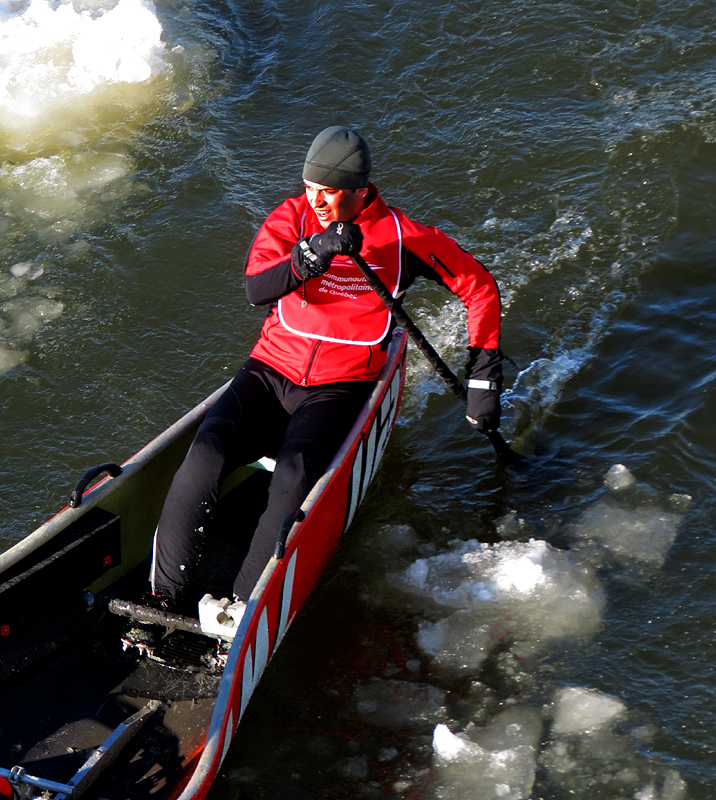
[465,381,501,432]
[291,221,363,280]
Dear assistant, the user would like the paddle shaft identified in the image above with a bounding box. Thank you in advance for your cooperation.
[350,254,520,467]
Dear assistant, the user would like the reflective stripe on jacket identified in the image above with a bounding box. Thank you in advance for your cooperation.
[244,184,501,386]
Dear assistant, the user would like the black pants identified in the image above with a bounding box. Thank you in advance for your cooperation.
[151,358,374,603]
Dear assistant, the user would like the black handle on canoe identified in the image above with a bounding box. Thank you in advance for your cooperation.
[350,254,527,469]
[69,463,123,508]
[274,508,306,560]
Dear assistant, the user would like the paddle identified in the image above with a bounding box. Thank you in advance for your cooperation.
[350,253,527,468]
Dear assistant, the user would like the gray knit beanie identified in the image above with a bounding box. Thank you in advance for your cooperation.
[302,126,371,189]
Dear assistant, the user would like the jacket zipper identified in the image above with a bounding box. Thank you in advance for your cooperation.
[430,252,455,278]
[299,340,321,386]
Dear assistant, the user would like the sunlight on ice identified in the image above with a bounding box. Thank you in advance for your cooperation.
[551,687,626,735]
[0,0,172,372]
[398,539,604,671]
[430,689,688,800]
[0,0,168,130]
[604,463,636,490]
[432,707,541,800]
[0,0,169,231]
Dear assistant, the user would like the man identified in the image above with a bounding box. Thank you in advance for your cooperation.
[150,126,502,619]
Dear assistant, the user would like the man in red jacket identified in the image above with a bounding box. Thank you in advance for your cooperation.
[150,126,502,617]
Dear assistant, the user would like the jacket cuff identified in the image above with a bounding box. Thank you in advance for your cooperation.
[465,347,503,388]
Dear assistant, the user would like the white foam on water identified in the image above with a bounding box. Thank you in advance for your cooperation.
[397,539,604,671]
[507,350,591,427]
[397,210,601,428]
[400,296,469,418]
[0,0,168,132]
[484,208,595,305]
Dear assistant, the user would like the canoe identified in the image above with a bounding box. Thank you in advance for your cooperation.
[0,328,407,800]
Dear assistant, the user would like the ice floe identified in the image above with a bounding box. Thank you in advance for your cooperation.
[430,689,687,800]
[0,260,64,375]
[563,465,689,568]
[432,707,541,800]
[0,0,169,132]
[551,686,626,735]
[568,499,682,567]
[396,538,604,671]
[604,462,636,490]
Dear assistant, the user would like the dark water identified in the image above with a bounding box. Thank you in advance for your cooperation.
[2,0,716,797]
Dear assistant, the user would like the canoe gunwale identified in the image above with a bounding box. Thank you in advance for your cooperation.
[176,328,408,800]
[0,380,232,578]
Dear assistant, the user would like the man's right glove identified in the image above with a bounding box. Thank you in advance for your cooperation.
[291,221,363,280]
[465,380,501,432]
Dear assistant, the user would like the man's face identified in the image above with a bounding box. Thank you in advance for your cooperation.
[304,179,368,229]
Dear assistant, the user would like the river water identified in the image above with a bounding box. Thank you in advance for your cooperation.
[1,0,715,797]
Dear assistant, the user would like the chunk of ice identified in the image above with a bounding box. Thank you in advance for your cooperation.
[432,713,538,800]
[0,346,27,375]
[417,612,493,671]
[1,297,64,341]
[570,500,681,566]
[397,539,604,668]
[433,723,481,762]
[605,463,635,490]
[9,262,33,278]
[552,686,626,735]
[661,770,688,800]
[0,0,168,129]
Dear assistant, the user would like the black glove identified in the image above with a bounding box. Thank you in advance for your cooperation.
[291,221,363,280]
[466,382,501,432]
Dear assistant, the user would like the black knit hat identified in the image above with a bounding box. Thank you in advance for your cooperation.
[302,126,371,189]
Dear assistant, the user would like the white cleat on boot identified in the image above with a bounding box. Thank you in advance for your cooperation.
[198,594,247,640]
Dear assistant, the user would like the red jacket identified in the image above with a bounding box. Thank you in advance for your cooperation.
[244,185,501,387]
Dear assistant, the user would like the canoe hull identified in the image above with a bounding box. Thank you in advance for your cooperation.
[0,329,408,800]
